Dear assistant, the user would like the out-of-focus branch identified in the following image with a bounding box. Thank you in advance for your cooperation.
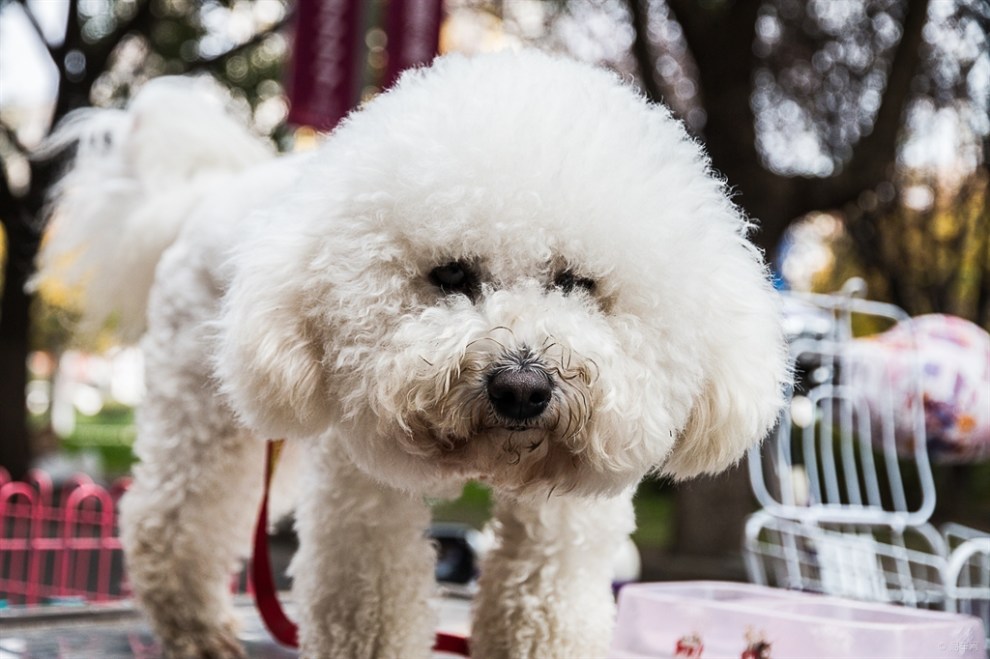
[799,0,933,212]
[622,0,665,104]
[190,10,294,72]
[83,0,156,85]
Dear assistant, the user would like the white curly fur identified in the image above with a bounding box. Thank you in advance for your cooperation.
[38,51,788,658]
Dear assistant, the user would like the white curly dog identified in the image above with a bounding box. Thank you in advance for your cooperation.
[37,50,787,658]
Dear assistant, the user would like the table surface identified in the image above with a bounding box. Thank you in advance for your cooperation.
[0,593,473,658]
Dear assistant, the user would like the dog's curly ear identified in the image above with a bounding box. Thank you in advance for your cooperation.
[214,230,332,440]
[661,236,789,480]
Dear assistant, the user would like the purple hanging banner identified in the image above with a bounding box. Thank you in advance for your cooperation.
[383,0,445,89]
[286,0,364,131]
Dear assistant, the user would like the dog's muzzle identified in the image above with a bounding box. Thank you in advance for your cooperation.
[486,362,553,422]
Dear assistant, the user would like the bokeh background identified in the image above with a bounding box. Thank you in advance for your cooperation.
[0,0,987,580]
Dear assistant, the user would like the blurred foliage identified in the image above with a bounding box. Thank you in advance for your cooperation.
[432,481,493,529]
[752,0,987,175]
[64,406,137,469]
[814,167,989,328]
[33,403,138,476]
[68,0,292,141]
[459,0,986,168]
[29,235,87,351]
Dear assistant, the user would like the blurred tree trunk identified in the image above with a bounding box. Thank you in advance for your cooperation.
[0,135,64,479]
[0,189,36,481]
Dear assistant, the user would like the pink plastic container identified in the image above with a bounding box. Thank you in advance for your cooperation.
[610,581,986,658]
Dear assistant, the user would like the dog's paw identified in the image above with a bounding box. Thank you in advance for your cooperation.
[161,623,245,659]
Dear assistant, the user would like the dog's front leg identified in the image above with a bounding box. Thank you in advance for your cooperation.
[290,442,437,659]
[472,489,636,659]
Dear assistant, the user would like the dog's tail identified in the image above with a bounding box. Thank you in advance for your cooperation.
[32,76,273,342]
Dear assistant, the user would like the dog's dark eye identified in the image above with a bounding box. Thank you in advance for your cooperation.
[553,270,596,295]
[429,261,478,298]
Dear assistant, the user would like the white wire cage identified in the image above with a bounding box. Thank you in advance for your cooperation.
[748,280,937,528]
[744,281,990,648]
[745,512,949,608]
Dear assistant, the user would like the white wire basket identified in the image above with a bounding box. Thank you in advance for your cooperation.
[744,512,948,608]
[745,281,989,649]
[749,280,937,528]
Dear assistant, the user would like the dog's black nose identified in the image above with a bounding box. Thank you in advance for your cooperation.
[487,368,553,420]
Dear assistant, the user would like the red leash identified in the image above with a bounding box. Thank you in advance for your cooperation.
[251,441,471,656]
[251,440,299,647]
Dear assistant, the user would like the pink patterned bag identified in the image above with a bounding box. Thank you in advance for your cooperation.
[846,314,990,464]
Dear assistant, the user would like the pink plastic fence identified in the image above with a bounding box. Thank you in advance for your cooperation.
[0,467,251,607]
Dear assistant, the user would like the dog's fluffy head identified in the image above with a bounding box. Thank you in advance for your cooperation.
[217,50,788,496]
